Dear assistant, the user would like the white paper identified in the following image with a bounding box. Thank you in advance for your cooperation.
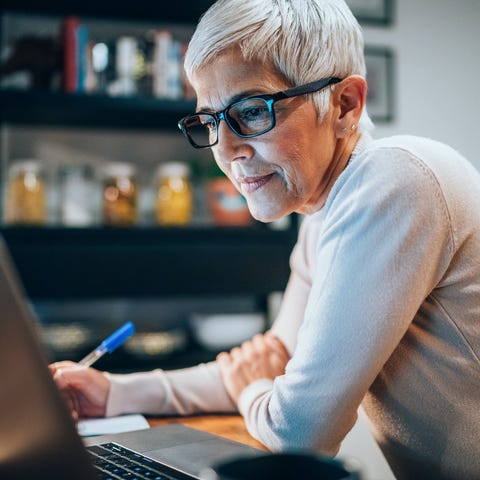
[77,414,150,437]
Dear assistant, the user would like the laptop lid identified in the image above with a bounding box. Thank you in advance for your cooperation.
[0,236,97,480]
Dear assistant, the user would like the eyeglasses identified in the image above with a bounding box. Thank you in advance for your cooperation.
[177,77,341,149]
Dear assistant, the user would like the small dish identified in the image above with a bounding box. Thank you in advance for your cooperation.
[123,329,188,358]
[40,322,94,354]
[189,313,265,352]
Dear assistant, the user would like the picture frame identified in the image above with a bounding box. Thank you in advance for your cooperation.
[346,0,394,26]
[364,47,394,123]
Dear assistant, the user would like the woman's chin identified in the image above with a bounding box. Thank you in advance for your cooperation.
[246,203,288,224]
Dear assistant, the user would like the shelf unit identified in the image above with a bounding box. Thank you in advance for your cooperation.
[0,89,195,130]
[1,224,296,300]
[0,1,298,367]
[1,0,216,23]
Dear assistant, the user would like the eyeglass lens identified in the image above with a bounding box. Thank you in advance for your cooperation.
[184,114,217,148]
[184,98,274,148]
[227,98,273,135]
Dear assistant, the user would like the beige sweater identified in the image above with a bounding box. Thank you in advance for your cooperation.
[106,135,480,480]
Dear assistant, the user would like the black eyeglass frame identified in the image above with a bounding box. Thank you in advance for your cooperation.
[177,77,342,149]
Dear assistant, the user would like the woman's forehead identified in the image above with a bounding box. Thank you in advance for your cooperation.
[191,53,290,108]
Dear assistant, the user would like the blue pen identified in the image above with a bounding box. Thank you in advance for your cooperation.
[79,321,135,367]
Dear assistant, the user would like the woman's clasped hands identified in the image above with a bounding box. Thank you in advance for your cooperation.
[217,332,290,404]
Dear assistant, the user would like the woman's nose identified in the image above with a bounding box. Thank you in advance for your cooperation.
[216,119,236,146]
[215,121,253,161]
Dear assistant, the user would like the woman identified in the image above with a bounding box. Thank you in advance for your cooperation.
[51,1,480,478]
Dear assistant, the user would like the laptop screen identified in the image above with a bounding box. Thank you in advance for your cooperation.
[0,237,96,480]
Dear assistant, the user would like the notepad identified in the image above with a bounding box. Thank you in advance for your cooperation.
[77,414,150,437]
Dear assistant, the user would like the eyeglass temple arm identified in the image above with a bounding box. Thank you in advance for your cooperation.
[277,77,342,99]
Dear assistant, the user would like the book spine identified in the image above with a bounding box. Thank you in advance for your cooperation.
[166,39,182,100]
[76,24,89,93]
[152,30,172,98]
[62,16,80,93]
[181,42,196,100]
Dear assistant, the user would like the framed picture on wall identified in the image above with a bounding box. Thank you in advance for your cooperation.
[365,47,394,123]
[346,0,394,25]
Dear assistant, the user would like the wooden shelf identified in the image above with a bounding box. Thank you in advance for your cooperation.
[1,0,215,23]
[1,224,297,299]
[0,89,195,130]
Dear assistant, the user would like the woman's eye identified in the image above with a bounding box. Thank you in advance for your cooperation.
[243,107,262,119]
[201,118,216,132]
[239,106,268,122]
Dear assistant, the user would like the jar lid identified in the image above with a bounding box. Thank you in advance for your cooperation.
[102,162,136,177]
[9,159,42,175]
[156,162,190,178]
[59,164,94,177]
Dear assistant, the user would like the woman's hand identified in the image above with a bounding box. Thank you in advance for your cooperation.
[49,361,110,421]
[217,332,290,405]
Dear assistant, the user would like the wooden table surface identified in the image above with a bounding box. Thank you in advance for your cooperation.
[147,414,267,451]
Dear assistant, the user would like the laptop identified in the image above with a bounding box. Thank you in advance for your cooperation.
[0,237,261,480]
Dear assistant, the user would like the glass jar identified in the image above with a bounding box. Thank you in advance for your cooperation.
[58,164,96,226]
[155,162,192,226]
[102,162,137,226]
[207,176,252,226]
[5,159,47,225]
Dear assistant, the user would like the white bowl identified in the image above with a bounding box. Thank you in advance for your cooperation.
[189,313,265,352]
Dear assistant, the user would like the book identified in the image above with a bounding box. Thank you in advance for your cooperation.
[76,24,89,92]
[152,29,171,98]
[62,16,80,92]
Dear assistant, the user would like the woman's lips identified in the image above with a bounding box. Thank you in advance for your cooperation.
[238,173,275,194]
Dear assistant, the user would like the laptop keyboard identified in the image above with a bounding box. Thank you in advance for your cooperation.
[87,442,196,480]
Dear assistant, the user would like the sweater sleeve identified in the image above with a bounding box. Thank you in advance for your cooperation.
[104,213,321,418]
[102,220,314,418]
[269,214,322,355]
[105,361,236,417]
[237,149,454,454]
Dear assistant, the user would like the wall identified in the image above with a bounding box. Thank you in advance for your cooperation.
[363,0,480,168]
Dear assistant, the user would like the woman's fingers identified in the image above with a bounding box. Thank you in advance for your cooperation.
[48,362,109,418]
[217,333,291,404]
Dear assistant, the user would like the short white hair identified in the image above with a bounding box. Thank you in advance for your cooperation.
[185,0,374,132]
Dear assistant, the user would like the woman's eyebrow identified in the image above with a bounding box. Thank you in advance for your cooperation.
[196,89,270,112]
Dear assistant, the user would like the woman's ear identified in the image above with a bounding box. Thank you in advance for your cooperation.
[332,75,367,138]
